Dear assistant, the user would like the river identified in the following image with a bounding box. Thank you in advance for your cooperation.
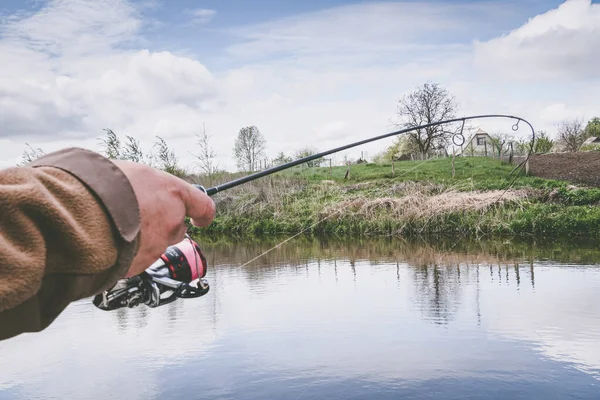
[1,236,600,399]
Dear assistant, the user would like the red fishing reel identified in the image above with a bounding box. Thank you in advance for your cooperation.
[93,235,210,311]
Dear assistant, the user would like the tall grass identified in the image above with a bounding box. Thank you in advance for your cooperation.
[187,157,600,239]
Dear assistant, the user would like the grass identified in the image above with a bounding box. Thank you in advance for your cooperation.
[187,157,600,240]
[280,157,561,191]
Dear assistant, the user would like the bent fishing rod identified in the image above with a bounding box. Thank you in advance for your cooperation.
[93,113,535,312]
[195,114,535,196]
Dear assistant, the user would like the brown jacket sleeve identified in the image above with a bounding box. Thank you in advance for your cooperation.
[0,148,140,340]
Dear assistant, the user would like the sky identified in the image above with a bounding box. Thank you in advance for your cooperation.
[1,0,599,171]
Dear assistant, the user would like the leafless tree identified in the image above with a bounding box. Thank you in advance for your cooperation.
[557,118,585,152]
[233,126,266,172]
[489,133,514,158]
[192,122,219,175]
[396,82,458,158]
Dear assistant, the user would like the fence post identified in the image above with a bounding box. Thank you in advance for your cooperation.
[452,150,455,178]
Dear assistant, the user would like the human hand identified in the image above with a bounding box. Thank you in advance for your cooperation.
[112,160,216,278]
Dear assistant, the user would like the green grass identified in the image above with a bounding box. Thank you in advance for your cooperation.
[187,157,600,239]
[278,157,563,191]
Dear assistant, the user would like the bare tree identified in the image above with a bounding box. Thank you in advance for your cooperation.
[488,133,514,159]
[395,82,458,158]
[557,119,585,152]
[99,129,121,159]
[233,126,266,172]
[192,122,219,175]
[19,143,45,166]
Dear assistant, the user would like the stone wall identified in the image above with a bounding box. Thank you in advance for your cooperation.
[527,152,600,187]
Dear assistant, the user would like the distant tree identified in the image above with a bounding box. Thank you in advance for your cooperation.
[584,117,600,139]
[154,136,183,177]
[489,133,514,158]
[376,136,420,163]
[192,122,219,175]
[557,118,585,152]
[294,146,324,167]
[233,126,266,172]
[99,129,121,159]
[273,152,292,166]
[19,143,45,166]
[395,82,458,158]
[533,131,554,154]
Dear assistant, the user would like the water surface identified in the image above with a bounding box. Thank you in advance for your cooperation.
[1,236,600,399]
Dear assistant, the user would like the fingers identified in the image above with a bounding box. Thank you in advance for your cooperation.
[181,182,216,227]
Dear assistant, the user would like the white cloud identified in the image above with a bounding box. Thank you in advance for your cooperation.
[473,0,600,81]
[0,0,141,56]
[0,0,220,167]
[187,8,216,24]
[225,1,519,61]
[1,0,599,170]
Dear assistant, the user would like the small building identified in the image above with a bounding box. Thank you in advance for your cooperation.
[581,136,600,149]
[460,127,493,156]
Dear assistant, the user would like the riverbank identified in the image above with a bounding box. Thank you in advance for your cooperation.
[187,157,600,239]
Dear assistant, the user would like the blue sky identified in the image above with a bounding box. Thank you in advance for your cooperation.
[1,0,599,170]
[0,0,579,69]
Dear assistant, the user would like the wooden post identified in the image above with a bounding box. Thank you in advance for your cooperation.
[329,158,332,176]
[452,150,455,178]
[392,160,395,176]
[484,141,488,157]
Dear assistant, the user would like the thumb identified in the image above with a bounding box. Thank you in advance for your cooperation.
[181,182,216,227]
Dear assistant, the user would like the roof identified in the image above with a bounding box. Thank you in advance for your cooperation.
[475,127,487,135]
[582,137,600,146]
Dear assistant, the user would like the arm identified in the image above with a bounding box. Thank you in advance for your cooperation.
[0,148,140,340]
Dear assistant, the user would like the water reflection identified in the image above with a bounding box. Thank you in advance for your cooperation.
[1,236,600,399]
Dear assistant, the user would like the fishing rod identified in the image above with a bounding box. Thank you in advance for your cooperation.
[196,114,535,196]
[93,113,535,312]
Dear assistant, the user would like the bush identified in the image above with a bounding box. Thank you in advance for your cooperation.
[580,144,600,152]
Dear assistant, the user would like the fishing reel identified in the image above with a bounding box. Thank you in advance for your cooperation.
[93,235,210,311]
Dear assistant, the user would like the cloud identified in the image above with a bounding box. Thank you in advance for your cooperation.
[225,1,520,62]
[187,8,216,24]
[473,0,600,81]
[0,0,219,167]
[0,0,142,56]
[1,0,599,170]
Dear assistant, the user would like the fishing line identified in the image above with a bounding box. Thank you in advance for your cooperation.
[447,119,536,251]
[94,115,537,313]
[237,156,440,268]
[236,208,347,269]
[197,114,536,267]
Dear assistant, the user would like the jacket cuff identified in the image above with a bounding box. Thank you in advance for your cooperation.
[30,147,141,289]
